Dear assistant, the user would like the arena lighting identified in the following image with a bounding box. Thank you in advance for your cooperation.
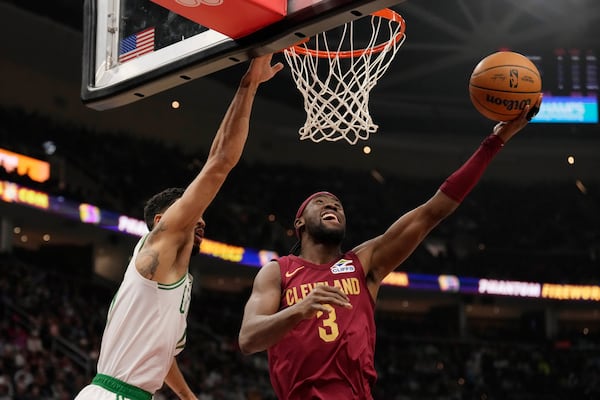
[382,272,600,302]
[530,96,598,123]
[0,148,50,183]
[0,179,278,267]
[0,181,49,209]
[4,179,600,301]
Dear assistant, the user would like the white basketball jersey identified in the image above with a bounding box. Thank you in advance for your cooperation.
[96,235,193,394]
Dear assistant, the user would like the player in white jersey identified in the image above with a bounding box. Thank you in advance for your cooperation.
[75,54,283,400]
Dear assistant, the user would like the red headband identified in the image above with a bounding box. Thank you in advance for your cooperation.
[294,191,338,238]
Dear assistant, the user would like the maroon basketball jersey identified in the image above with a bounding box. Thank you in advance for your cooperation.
[268,251,377,399]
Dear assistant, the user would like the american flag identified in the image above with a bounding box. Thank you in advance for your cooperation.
[119,27,155,64]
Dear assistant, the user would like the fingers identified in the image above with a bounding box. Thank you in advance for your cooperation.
[526,93,544,121]
[518,104,531,123]
[294,285,354,320]
[248,54,284,81]
[308,285,352,309]
[491,93,541,142]
[272,62,284,74]
[511,97,539,125]
[492,121,505,135]
[535,93,544,107]
[254,53,273,62]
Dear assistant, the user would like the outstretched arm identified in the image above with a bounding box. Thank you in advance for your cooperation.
[137,55,283,279]
[156,55,284,240]
[355,95,542,296]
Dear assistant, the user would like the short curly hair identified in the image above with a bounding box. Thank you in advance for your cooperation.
[143,187,185,231]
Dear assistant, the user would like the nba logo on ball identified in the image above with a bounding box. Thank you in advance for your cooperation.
[469,51,542,122]
[509,69,518,88]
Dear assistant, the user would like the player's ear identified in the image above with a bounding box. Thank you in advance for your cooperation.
[294,218,304,230]
[152,214,163,230]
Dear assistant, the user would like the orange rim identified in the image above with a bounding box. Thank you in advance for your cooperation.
[287,8,406,59]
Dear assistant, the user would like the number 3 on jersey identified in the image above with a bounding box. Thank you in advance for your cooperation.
[316,304,339,342]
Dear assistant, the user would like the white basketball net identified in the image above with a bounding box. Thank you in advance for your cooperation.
[283,11,406,145]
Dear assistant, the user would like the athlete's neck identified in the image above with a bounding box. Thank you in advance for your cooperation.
[298,244,343,265]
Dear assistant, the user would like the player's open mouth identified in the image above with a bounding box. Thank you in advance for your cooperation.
[321,212,339,223]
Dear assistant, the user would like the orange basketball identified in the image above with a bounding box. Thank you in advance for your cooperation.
[469,51,542,122]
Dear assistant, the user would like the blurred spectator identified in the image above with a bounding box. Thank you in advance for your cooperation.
[3,254,600,399]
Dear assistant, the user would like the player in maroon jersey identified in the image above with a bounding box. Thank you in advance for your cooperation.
[238,96,542,399]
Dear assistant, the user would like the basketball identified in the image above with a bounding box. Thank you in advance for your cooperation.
[469,51,542,121]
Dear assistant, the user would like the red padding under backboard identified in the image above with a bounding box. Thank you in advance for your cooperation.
[150,0,287,39]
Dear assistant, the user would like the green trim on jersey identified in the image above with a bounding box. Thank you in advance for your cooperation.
[92,374,152,400]
[176,330,187,350]
[157,273,188,290]
[139,233,149,248]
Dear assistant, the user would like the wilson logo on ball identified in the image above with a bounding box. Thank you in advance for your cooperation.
[469,51,542,121]
[485,95,531,111]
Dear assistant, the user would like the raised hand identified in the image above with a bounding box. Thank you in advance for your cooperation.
[493,93,543,143]
[243,53,284,85]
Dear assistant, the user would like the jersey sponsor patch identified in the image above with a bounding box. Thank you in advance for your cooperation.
[330,258,355,274]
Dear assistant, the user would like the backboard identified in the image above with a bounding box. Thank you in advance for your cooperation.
[82,0,405,110]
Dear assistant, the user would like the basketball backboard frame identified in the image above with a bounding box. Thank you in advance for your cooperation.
[81,0,406,111]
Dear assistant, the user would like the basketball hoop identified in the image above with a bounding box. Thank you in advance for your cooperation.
[283,8,406,145]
